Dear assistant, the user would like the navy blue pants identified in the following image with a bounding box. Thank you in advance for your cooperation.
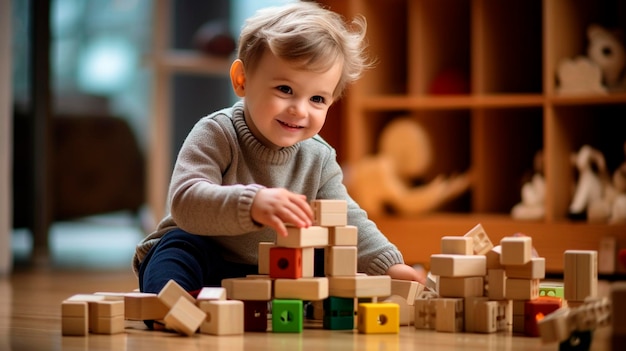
[138,229,326,294]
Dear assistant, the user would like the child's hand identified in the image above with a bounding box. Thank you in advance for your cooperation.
[251,188,314,237]
[385,263,426,285]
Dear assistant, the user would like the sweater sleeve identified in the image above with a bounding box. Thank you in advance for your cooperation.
[316,147,405,275]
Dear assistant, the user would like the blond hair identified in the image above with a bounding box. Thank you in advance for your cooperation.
[237,1,372,99]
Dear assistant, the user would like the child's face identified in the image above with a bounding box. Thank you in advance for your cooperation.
[240,50,342,150]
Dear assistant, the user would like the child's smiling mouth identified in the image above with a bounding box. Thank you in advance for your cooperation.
[278,120,304,129]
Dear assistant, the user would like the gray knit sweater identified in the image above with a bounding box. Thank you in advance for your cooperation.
[132,101,404,276]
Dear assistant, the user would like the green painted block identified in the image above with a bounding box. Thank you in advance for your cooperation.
[539,284,564,299]
[323,297,354,330]
[272,299,303,333]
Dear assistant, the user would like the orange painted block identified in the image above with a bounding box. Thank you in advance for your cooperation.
[198,300,244,336]
[163,296,206,336]
[329,225,358,246]
[325,246,357,276]
[500,236,532,266]
[277,226,328,248]
[506,257,545,279]
[463,223,493,255]
[430,254,486,277]
[435,298,464,333]
[274,277,329,301]
[270,247,303,279]
[440,236,473,255]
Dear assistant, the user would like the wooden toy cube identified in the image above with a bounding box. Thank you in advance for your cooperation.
[506,257,546,279]
[328,275,391,298]
[89,300,125,334]
[324,246,357,276]
[270,247,303,279]
[258,242,275,275]
[485,245,503,269]
[196,287,226,302]
[357,303,399,334]
[438,276,484,298]
[199,300,244,335]
[500,236,532,266]
[277,226,328,248]
[382,295,414,326]
[61,300,88,336]
[435,298,464,333]
[224,278,272,301]
[272,299,303,333]
[123,292,169,321]
[564,250,598,302]
[414,298,437,330]
[486,268,506,300]
[329,225,358,246]
[463,223,493,255]
[464,296,488,333]
[505,278,539,300]
[158,279,195,309]
[311,199,347,226]
[323,296,355,330]
[163,296,206,336]
[243,300,269,332]
[389,280,423,305]
[440,236,473,255]
[430,254,486,277]
[274,277,329,301]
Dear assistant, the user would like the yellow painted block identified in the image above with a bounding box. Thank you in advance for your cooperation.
[357,303,399,334]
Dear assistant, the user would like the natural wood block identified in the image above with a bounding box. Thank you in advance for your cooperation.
[429,254,486,277]
[90,315,125,335]
[66,294,109,302]
[328,275,391,298]
[89,300,124,318]
[274,277,329,301]
[382,295,414,326]
[486,269,506,300]
[474,300,506,333]
[258,241,275,275]
[302,247,315,278]
[500,236,532,266]
[464,296,488,333]
[414,298,437,330]
[198,300,244,336]
[270,247,303,279]
[536,308,572,343]
[505,278,539,300]
[329,225,358,246]
[435,298,464,333]
[325,246,357,276]
[505,257,545,279]
[598,236,616,274]
[124,292,169,321]
[311,199,348,213]
[277,226,328,248]
[311,199,347,226]
[61,301,88,336]
[225,278,273,301]
[357,303,399,334]
[438,276,484,298]
[485,245,503,269]
[389,280,423,305]
[157,279,195,309]
[163,296,206,336]
[440,236,473,255]
[463,223,493,255]
[196,287,226,302]
[612,282,626,335]
[512,314,525,334]
[564,250,598,302]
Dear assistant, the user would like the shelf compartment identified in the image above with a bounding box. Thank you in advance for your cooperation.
[546,104,626,221]
[359,94,545,110]
[471,107,544,214]
[408,0,471,96]
[473,0,543,94]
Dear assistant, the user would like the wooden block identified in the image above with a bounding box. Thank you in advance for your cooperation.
[512,299,526,316]
[440,236,473,255]
[485,245,503,269]
[537,308,574,343]
[272,299,303,333]
[89,300,124,318]
[61,300,88,336]
[505,278,539,300]
[196,287,226,302]
[243,300,268,332]
[328,275,391,298]
[157,279,195,309]
[329,225,358,246]
[512,314,525,334]
[124,292,169,320]
[506,257,546,279]
[302,247,314,278]
[198,300,244,335]
[564,250,598,302]
[325,246,357,276]
[389,280,423,305]
[414,298,437,330]
[226,278,272,301]
[612,282,626,336]
[90,315,125,334]
[500,236,532,266]
[357,303,399,334]
[269,247,303,279]
[464,296,488,333]
[276,226,328,248]
[258,242,275,275]
[463,223,493,255]
[524,298,562,337]
[486,269,506,300]
[311,199,347,213]
[382,295,414,326]
[435,298,464,333]
[274,277,329,301]
[426,272,439,293]
[438,276,484,298]
[163,296,206,336]
[429,254,486,277]
[311,200,347,226]
[66,294,109,302]
[474,301,500,333]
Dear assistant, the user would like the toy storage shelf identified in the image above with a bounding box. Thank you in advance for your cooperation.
[328,0,626,272]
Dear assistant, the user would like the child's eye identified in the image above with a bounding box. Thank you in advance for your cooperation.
[311,96,325,104]
[276,85,292,94]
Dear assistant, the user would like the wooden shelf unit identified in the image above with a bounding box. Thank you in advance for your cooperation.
[325,0,626,271]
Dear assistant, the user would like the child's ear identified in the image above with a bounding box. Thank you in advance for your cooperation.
[230,59,246,97]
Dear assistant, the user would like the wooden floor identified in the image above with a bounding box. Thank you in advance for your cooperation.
[0,268,614,351]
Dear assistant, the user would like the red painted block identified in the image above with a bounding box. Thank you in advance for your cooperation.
[269,247,303,279]
[243,300,268,332]
[524,297,562,337]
